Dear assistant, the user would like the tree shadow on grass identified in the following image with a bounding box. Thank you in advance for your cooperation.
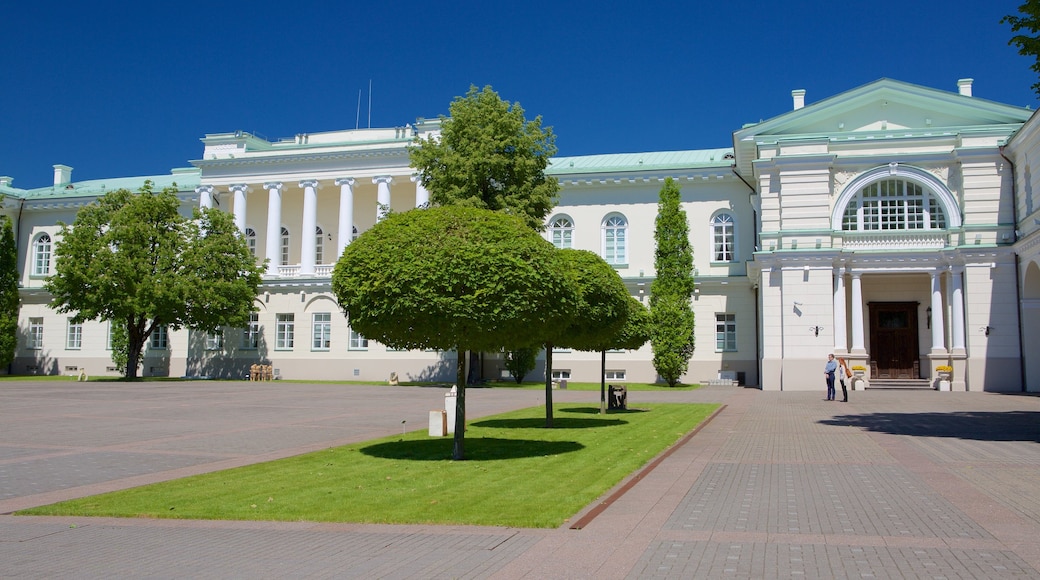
[819,411,1040,442]
[561,406,649,415]
[360,437,584,461]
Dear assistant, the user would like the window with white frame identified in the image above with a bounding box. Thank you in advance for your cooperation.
[605,370,626,380]
[841,178,947,231]
[280,227,290,265]
[312,312,331,350]
[551,369,571,380]
[349,328,368,350]
[244,227,257,257]
[205,331,223,350]
[28,317,43,350]
[276,314,294,350]
[711,213,735,262]
[549,216,573,249]
[33,234,51,276]
[602,214,627,265]
[352,225,359,241]
[107,322,114,350]
[315,226,324,264]
[151,325,169,349]
[66,319,82,350]
[242,312,259,349]
[715,313,737,352]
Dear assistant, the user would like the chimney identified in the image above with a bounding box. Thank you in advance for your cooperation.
[957,78,973,97]
[792,89,806,110]
[53,164,73,186]
[0,176,11,188]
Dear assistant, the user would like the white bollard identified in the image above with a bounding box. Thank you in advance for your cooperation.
[445,385,458,434]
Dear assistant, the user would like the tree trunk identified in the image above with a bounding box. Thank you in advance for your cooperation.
[600,349,607,415]
[544,344,554,428]
[452,349,467,460]
[126,337,142,380]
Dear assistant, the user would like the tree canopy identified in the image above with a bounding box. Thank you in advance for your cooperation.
[409,85,560,231]
[1004,1,1040,98]
[45,182,265,379]
[650,177,695,386]
[331,205,578,458]
[0,216,19,368]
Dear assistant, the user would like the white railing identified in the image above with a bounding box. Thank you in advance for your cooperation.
[272,264,334,278]
[841,231,948,250]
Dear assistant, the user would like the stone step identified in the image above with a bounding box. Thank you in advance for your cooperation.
[867,378,933,389]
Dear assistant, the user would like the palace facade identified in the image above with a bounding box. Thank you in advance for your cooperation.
[3,78,1038,391]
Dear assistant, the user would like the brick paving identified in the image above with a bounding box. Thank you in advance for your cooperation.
[4,381,1040,578]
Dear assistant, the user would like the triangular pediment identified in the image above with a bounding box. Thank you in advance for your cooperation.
[737,79,1031,139]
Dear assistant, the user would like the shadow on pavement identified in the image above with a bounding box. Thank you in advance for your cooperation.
[821,411,1040,442]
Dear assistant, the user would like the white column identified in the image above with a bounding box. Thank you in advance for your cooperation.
[412,175,430,208]
[951,266,966,351]
[299,179,319,276]
[930,271,946,352]
[335,178,355,258]
[850,272,865,352]
[833,267,848,352]
[196,185,214,209]
[374,176,392,221]
[229,184,248,233]
[264,182,283,276]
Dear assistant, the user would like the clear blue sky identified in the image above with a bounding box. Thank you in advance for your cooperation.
[2,1,1036,189]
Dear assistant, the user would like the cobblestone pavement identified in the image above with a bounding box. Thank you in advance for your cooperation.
[3,381,1040,578]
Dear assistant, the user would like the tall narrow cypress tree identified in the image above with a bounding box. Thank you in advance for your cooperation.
[0,216,20,370]
[649,178,695,386]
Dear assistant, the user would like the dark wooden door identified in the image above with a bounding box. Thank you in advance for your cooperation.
[868,302,920,379]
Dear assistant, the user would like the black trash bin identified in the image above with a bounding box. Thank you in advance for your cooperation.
[608,384,627,410]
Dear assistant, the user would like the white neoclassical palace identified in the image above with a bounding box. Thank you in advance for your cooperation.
[3,78,1039,391]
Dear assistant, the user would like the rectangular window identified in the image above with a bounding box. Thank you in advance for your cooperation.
[66,319,82,350]
[312,313,331,350]
[107,322,114,350]
[205,331,224,351]
[242,312,260,349]
[605,370,626,380]
[276,314,295,350]
[551,369,571,380]
[28,317,44,350]
[349,328,368,350]
[716,313,737,352]
[151,325,169,349]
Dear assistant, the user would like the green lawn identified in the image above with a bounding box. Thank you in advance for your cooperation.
[20,402,718,528]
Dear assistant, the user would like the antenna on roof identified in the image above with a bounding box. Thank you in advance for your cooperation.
[355,89,362,130]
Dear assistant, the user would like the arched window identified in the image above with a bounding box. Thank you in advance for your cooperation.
[602,214,627,265]
[841,178,947,231]
[244,227,257,257]
[711,213,735,262]
[549,216,573,249]
[280,227,290,265]
[315,226,324,264]
[33,234,51,276]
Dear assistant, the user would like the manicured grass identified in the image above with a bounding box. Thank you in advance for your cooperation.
[20,403,718,528]
[484,381,701,391]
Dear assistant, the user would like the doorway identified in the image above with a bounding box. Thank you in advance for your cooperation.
[868,302,920,379]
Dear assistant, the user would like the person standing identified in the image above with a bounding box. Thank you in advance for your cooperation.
[836,356,850,402]
[824,354,837,401]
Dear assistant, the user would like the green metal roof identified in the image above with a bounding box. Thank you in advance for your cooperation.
[547,148,734,175]
[7,168,200,201]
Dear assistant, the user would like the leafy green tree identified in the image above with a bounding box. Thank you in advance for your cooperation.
[1003,1,1040,98]
[46,182,265,379]
[504,347,537,384]
[0,216,19,369]
[593,297,652,413]
[649,178,695,386]
[332,206,578,459]
[410,85,560,231]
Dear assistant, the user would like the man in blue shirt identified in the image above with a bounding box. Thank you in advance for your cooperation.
[824,354,837,401]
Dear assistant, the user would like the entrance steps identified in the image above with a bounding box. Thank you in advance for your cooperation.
[868,378,932,390]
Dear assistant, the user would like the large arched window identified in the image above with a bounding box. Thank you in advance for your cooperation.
[280,227,290,265]
[833,165,960,231]
[549,215,573,249]
[32,233,51,276]
[602,214,628,265]
[711,213,735,262]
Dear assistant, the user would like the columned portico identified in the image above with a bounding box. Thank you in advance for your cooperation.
[264,182,283,276]
[229,184,248,233]
[833,267,848,352]
[930,271,946,353]
[950,266,966,352]
[196,185,214,209]
[412,175,430,207]
[850,272,865,353]
[299,179,319,276]
[336,178,355,258]
[374,176,392,221]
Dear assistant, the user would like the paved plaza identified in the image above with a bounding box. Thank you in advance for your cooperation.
[3,380,1040,578]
